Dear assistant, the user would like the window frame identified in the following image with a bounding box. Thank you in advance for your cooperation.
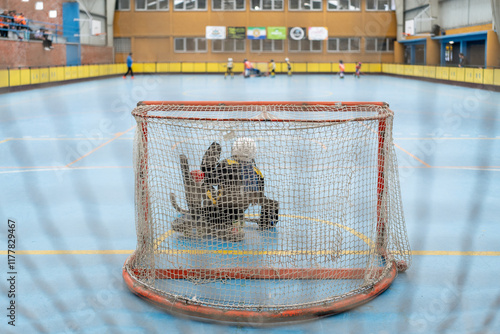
[212,0,246,11]
[173,0,208,11]
[288,0,323,11]
[174,37,208,53]
[326,0,361,11]
[114,37,132,53]
[250,0,284,11]
[366,0,394,11]
[135,0,170,11]
[250,39,284,53]
[211,38,246,53]
[288,39,323,53]
[327,37,361,53]
[365,37,395,52]
[115,0,131,11]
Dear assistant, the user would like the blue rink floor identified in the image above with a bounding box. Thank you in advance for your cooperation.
[0,74,499,334]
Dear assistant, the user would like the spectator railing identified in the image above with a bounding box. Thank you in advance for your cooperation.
[0,14,63,43]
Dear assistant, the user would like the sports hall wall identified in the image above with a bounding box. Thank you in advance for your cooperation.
[113,1,397,64]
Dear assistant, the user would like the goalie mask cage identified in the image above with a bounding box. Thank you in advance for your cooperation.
[123,101,411,324]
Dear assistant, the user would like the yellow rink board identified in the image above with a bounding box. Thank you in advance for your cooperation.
[39,68,49,83]
[464,68,475,83]
[318,63,332,72]
[307,63,320,72]
[368,63,381,72]
[157,63,170,73]
[18,69,29,85]
[473,69,484,84]
[483,69,494,85]
[2,63,498,89]
[494,69,500,86]
[143,63,156,73]
[0,69,9,88]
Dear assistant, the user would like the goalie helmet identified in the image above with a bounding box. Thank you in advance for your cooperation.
[232,138,256,161]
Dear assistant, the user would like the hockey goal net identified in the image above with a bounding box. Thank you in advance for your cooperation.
[123,101,411,324]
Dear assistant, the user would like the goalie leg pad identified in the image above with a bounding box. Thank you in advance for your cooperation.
[259,198,279,229]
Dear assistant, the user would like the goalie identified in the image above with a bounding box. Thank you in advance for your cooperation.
[171,138,279,242]
[206,138,279,232]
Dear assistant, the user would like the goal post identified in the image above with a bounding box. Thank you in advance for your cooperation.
[123,101,411,324]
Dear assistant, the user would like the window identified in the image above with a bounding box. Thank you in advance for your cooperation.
[115,0,130,10]
[289,39,322,52]
[327,0,360,11]
[327,37,360,52]
[174,0,207,10]
[251,39,284,52]
[365,38,395,52]
[212,39,246,52]
[174,38,207,52]
[136,0,169,10]
[114,38,131,53]
[212,0,245,10]
[366,0,394,11]
[251,0,284,10]
[289,0,322,10]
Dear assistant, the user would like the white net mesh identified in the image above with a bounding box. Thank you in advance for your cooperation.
[124,102,411,319]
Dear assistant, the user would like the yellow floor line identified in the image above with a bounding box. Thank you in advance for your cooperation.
[1,250,499,256]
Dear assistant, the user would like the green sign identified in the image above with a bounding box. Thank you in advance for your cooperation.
[267,27,287,40]
[228,27,246,39]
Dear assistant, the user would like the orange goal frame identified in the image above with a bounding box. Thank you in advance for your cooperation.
[123,101,408,324]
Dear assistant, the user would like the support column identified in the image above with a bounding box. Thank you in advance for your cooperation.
[492,0,500,43]
[106,0,116,48]
[429,0,440,35]
[427,37,441,65]
[394,0,404,41]
[486,30,500,67]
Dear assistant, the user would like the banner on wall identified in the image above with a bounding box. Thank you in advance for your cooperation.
[267,27,287,40]
[206,26,226,39]
[228,27,246,39]
[308,27,328,40]
[247,27,267,40]
[289,27,306,40]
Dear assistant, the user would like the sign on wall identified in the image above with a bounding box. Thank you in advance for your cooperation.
[289,27,306,40]
[267,27,287,40]
[228,27,246,39]
[206,26,226,39]
[308,27,328,40]
[247,27,267,40]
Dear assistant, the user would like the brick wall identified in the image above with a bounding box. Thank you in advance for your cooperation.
[0,40,65,68]
[0,40,114,68]
[81,45,114,65]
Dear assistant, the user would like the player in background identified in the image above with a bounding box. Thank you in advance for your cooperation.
[285,58,292,76]
[339,60,345,79]
[269,60,276,78]
[355,62,362,78]
[225,57,234,79]
[123,53,134,79]
[244,58,251,78]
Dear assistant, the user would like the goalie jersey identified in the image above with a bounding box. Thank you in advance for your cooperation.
[215,158,265,205]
